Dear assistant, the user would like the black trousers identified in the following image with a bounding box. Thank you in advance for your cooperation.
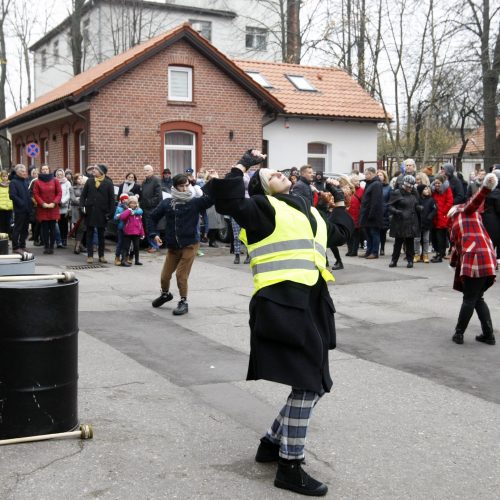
[12,212,30,250]
[122,235,140,263]
[0,210,12,235]
[392,237,414,263]
[433,228,448,257]
[86,226,105,257]
[40,220,56,249]
[455,276,493,334]
[58,213,69,243]
[347,228,361,255]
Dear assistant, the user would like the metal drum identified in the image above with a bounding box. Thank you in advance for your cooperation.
[0,274,79,439]
[0,233,8,255]
[0,252,36,276]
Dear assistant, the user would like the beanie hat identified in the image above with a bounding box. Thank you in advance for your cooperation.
[248,168,266,196]
[95,164,108,176]
[403,175,416,188]
[443,163,455,177]
[119,193,129,202]
[128,195,139,205]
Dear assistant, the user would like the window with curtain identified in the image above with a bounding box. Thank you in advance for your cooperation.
[307,142,330,172]
[164,131,195,176]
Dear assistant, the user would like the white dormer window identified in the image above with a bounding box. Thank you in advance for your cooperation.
[287,75,317,91]
[168,66,193,102]
[246,71,273,88]
[189,20,212,41]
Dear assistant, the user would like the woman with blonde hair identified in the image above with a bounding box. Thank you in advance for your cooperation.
[415,172,430,187]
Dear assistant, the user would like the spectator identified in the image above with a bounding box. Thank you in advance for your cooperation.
[0,170,13,236]
[33,165,62,255]
[377,169,391,256]
[466,169,485,199]
[113,193,130,265]
[118,172,141,199]
[141,164,163,253]
[8,164,31,254]
[119,195,144,267]
[394,158,417,190]
[291,165,314,206]
[28,168,41,246]
[442,163,465,205]
[313,171,326,192]
[161,169,173,193]
[80,164,115,264]
[289,173,298,187]
[345,174,364,256]
[481,169,500,263]
[415,172,430,186]
[69,174,87,254]
[55,168,71,248]
[449,173,498,345]
[430,175,453,263]
[358,166,384,259]
[150,173,214,315]
[414,184,437,263]
[421,166,435,183]
[388,175,421,268]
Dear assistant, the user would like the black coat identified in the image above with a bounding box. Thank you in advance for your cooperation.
[388,188,421,238]
[8,172,31,214]
[482,185,500,248]
[141,176,162,211]
[207,169,354,393]
[418,196,437,231]
[80,176,115,228]
[359,176,384,228]
[291,176,313,206]
[448,175,466,204]
[117,182,141,200]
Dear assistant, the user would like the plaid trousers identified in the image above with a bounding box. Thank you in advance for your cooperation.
[231,218,245,255]
[265,388,321,460]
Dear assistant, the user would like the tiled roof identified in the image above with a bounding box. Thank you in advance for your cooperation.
[234,59,389,121]
[446,117,500,155]
[1,24,283,129]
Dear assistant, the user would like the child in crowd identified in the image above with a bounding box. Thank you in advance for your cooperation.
[113,193,129,266]
[119,195,144,266]
[414,184,437,263]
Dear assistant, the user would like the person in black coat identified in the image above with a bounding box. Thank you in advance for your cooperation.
[442,163,465,205]
[482,170,500,260]
[358,166,384,258]
[388,175,422,268]
[414,184,437,263]
[80,164,115,263]
[8,164,32,254]
[290,164,314,206]
[141,164,163,253]
[206,149,353,496]
[117,172,142,199]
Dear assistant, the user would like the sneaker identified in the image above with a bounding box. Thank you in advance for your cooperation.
[173,299,188,315]
[233,254,240,264]
[152,291,173,308]
[197,249,204,257]
[331,262,344,270]
[255,437,279,463]
[99,256,108,264]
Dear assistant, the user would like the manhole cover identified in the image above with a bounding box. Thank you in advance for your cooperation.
[67,264,105,270]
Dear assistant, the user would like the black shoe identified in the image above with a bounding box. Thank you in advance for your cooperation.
[120,261,131,267]
[244,254,251,264]
[233,254,240,264]
[407,261,413,268]
[475,334,496,345]
[331,262,344,270]
[57,244,64,249]
[274,459,328,496]
[430,256,442,263]
[43,248,50,254]
[173,299,188,316]
[452,332,464,344]
[389,261,397,268]
[209,241,219,248]
[152,291,173,308]
[380,250,385,256]
[47,248,54,254]
[135,261,143,265]
[255,437,279,463]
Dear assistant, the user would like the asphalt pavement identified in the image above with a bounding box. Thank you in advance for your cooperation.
[1,239,499,499]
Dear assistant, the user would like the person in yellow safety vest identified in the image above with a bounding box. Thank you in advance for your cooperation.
[207,150,354,497]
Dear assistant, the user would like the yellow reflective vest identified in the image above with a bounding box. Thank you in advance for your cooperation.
[240,195,334,294]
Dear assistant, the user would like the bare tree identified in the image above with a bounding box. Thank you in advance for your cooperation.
[70,0,85,75]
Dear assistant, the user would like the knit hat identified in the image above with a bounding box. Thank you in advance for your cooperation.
[443,163,455,177]
[248,168,271,196]
[119,193,129,202]
[95,164,108,175]
[403,174,416,188]
[128,195,139,205]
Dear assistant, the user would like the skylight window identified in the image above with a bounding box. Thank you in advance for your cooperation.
[286,75,317,91]
[246,71,273,88]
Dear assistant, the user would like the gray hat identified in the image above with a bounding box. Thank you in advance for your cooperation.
[403,175,416,187]
[443,163,455,177]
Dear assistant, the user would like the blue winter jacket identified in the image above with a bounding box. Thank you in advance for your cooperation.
[150,193,214,249]
[8,172,32,214]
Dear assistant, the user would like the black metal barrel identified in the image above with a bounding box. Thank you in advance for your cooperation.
[0,277,79,439]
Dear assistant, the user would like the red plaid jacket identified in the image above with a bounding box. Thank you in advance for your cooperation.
[449,185,497,291]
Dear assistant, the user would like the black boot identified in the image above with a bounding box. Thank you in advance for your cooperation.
[476,320,496,345]
[407,260,413,268]
[331,261,344,270]
[452,330,464,344]
[233,254,240,264]
[255,436,279,463]
[274,458,328,496]
[389,260,397,268]
[243,254,251,264]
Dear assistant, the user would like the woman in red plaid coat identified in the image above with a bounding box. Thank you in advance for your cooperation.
[448,173,498,345]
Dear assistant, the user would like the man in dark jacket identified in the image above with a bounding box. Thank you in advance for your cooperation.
[290,164,314,205]
[141,164,162,253]
[394,158,417,190]
[442,163,465,205]
[80,164,115,264]
[161,168,173,193]
[206,149,353,496]
[150,174,214,315]
[8,164,31,254]
[359,166,384,258]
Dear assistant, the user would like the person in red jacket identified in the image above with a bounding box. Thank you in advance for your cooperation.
[430,175,453,262]
[33,165,62,254]
[346,174,364,256]
[448,173,498,345]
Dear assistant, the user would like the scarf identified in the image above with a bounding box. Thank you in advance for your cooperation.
[170,186,193,207]
[122,181,134,194]
[95,174,105,188]
[38,173,54,182]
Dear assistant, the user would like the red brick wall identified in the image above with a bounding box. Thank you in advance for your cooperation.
[89,39,263,183]
[11,39,264,182]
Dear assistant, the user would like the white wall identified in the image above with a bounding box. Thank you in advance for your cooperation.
[264,117,378,173]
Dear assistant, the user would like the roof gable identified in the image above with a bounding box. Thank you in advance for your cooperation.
[2,24,283,129]
[235,59,389,122]
[446,117,500,155]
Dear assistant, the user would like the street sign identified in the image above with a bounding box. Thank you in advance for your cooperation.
[26,142,40,158]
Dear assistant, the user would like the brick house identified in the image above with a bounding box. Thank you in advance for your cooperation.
[0,24,283,182]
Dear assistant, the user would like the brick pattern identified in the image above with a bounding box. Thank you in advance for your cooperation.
[12,40,263,183]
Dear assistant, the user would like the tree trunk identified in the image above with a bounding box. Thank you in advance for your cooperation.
[286,0,300,63]
[357,0,366,87]
[71,0,85,75]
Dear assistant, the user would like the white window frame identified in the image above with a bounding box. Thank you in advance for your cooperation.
[189,19,212,41]
[164,131,196,176]
[43,138,49,165]
[246,71,273,88]
[168,66,193,102]
[287,75,317,92]
[246,26,268,51]
[307,142,331,172]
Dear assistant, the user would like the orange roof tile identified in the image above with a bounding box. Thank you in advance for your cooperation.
[1,24,283,129]
[446,117,500,155]
[234,59,389,121]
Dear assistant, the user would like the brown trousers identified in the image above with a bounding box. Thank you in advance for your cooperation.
[160,243,199,298]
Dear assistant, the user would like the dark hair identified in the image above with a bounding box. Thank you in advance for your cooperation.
[125,172,137,181]
[172,173,189,187]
